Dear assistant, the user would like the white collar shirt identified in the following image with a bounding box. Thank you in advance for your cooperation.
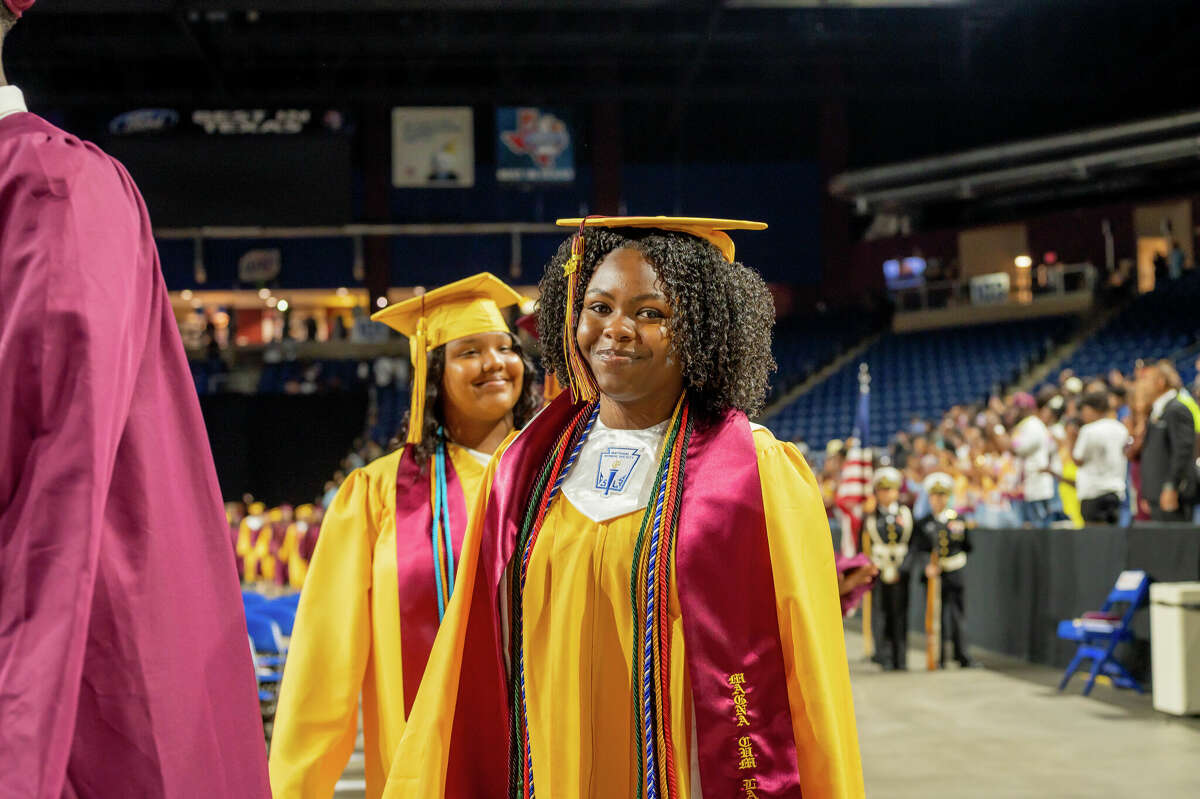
[1150,389,1178,422]
[0,85,27,122]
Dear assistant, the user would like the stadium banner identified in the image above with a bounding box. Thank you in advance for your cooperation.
[969,272,1012,305]
[237,249,283,283]
[495,106,575,183]
[104,108,350,137]
[391,107,475,188]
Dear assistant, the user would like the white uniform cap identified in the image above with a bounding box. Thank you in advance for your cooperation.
[872,467,903,490]
[923,472,954,495]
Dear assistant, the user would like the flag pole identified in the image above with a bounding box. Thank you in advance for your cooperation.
[854,363,876,661]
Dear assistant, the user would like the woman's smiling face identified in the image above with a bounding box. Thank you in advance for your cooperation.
[440,331,524,424]
[576,247,684,414]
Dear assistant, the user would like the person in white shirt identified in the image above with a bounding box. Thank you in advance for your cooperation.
[1011,391,1061,527]
[1073,391,1130,524]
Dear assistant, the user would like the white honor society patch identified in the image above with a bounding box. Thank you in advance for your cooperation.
[562,418,667,522]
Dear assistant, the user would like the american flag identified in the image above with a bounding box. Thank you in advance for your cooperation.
[834,364,873,556]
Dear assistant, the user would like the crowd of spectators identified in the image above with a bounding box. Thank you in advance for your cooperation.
[814,357,1200,531]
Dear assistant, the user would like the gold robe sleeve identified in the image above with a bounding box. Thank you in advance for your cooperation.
[379,435,516,798]
[269,468,378,797]
[755,430,865,798]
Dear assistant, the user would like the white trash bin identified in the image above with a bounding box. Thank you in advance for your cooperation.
[1150,582,1200,715]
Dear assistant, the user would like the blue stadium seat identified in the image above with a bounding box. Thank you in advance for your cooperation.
[766,316,1073,447]
[1062,271,1200,379]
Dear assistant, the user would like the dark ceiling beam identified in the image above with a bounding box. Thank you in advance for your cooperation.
[38,0,700,13]
[23,77,1109,107]
[22,27,952,51]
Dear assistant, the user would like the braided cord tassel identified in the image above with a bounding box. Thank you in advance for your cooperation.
[562,230,599,404]
[437,434,455,601]
[431,436,449,621]
[629,395,690,799]
[656,407,692,799]
[507,401,600,799]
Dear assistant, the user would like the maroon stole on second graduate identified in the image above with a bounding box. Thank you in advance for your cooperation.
[393,445,468,716]
[439,393,803,797]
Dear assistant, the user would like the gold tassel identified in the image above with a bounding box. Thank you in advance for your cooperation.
[562,231,598,403]
[406,317,428,445]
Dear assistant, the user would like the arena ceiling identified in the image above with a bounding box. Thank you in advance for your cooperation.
[7,0,1200,167]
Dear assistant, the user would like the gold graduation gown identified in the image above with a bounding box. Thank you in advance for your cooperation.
[237,516,265,583]
[383,425,864,798]
[268,444,488,799]
[277,521,312,589]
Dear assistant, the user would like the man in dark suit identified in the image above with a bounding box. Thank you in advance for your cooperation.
[1137,362,1197,522]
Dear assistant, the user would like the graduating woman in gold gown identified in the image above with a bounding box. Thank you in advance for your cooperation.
[384,219,864,799]
[269,274,538,798]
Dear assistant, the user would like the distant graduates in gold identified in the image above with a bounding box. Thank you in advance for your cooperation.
[268,274,539,799]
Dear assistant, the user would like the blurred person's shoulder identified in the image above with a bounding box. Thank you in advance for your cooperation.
[1,112,137,206]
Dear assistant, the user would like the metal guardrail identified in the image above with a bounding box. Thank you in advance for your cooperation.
[156,222,567,285]
[890,262,1098,312]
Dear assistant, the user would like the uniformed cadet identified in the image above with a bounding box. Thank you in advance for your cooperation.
[914,472,976,668]
[863,466,915,670]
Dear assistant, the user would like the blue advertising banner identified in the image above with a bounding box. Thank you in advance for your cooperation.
[496,106,575,183]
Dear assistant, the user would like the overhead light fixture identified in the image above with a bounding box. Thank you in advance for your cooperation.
[258,288,271,299]
[180,289,194,301]
[276,299,289,312]
[1014,255,1033,269]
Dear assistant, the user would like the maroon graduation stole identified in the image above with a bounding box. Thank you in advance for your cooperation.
[393,444,468,716]
[439,393,803,798]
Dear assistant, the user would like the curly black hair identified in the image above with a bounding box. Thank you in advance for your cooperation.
[536,228,777,420]
[394,334,540,466]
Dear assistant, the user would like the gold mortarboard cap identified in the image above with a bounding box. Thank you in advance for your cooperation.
[551,216,767,403]
[555,216,767,264]
[371,272,525,444]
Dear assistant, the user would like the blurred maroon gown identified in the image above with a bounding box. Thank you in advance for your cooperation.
[0,110,270,797]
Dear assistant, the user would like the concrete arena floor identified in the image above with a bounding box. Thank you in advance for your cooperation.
[846,629,1200,799]
[333,630,1200,798]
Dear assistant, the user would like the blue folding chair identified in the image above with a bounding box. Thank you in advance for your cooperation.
[242,590,268,608]
[256,602,296,637]
[272,592,301,611]
[1056,570,1150,696]
[245,611,288,657]
[248,635,284,680]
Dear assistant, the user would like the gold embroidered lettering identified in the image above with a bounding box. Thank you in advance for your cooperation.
[728,674,759,776]
[737,735,757,770]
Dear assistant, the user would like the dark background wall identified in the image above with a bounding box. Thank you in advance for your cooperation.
[201,392,368,505]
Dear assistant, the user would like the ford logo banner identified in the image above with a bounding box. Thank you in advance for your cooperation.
[109,109,180,135]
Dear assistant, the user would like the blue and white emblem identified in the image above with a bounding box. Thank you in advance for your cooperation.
[594,446,641,496]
